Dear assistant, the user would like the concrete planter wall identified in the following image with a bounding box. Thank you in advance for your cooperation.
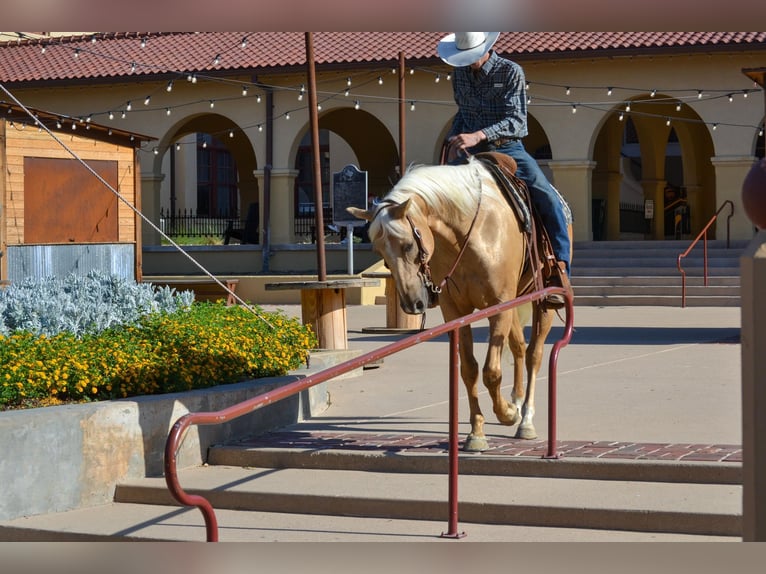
[0,351,352,521]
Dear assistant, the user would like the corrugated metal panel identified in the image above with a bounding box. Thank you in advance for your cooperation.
[6,244,135,282]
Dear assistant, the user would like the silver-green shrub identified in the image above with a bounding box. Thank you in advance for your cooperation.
[0,271,195,338]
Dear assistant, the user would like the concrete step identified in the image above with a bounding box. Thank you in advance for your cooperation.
[573,285,739,297]
[572,276,740,286]
[574,295,740,307]
[0,443,742,542]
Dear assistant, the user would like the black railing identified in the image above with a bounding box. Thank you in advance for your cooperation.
[160,207,243,239]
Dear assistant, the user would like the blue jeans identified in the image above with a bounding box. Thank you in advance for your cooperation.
[490,141,571,275]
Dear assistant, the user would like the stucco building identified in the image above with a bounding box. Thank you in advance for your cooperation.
[1,32,764,275]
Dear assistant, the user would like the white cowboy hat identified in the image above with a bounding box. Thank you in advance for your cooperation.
[437,32,501,67]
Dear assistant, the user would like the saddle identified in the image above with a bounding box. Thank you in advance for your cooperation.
[473,152,559,295]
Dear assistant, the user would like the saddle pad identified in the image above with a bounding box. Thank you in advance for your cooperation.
[474,152,532,233]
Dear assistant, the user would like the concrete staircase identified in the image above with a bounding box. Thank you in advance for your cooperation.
[571,239,747,306]
[0,436,741,542]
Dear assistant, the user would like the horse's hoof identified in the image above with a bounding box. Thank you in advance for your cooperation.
[497,407,520,427]
[515,425,538,440]
[463,435,490,452]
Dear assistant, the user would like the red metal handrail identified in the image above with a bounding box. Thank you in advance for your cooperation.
[677,200,734,308]
[164,287,574,541]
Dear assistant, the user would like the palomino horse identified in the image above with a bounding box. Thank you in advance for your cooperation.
[348,156,568,451]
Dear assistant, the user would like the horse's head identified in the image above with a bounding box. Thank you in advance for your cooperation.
[348,198,437,314]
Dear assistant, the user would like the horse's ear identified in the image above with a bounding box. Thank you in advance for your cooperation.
[388,198,411,220]
[346,206,373,222]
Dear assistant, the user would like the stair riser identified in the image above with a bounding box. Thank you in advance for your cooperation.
[113,485,740,537]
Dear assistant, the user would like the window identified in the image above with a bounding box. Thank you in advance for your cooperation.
[196,133,238,217]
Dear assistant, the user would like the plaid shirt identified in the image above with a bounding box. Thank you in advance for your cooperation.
[448,51,528,143]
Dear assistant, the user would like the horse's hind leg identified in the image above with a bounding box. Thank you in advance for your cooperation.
[456,325,489,452]
[484,312,521,428]
[516,305,554,440]
[507,309,528,419]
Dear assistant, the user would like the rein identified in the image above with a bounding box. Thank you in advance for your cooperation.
[375,180,483,296]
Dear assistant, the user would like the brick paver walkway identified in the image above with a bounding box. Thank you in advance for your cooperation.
[244,430,742,463]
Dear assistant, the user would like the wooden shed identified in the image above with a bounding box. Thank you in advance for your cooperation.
[0,102,153,283]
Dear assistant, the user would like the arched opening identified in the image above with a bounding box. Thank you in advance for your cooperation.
[592,96,715,241]
[151,113,259,245]
[291,108,398,242]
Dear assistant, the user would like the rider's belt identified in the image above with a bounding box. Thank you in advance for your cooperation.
[487,137,517,148]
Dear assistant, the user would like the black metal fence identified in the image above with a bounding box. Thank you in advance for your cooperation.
[159,206,337,243]
[159,208,243,239]
[619,201,649,235]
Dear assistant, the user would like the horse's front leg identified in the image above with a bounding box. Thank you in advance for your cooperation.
[456,324,488,452]
[484,312,520,428]
[516,305,555,440]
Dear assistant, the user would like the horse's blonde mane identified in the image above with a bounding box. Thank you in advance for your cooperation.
[384,159,495,221]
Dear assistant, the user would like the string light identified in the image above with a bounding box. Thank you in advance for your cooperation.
[165,108,171,116]
[166,81,174,92]
[255,94,261,103]
[298,84,305,101]
[209,100,215,108]
[19,34,763,149]
[712,123,718,130]
[565,86,571,95]
[213,54,221,65]
[176,142,181,151]
[140,38,147,49]
[73,49,80,59]
[728,94,734,102]
[144,95,151,105]
[285,112,290,120]
[666,118,671,126]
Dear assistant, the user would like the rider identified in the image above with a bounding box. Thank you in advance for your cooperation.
[437,32,572,308]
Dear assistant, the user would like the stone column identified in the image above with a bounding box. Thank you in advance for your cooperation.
[712,155,759,240]
[547,160,596,242]
[254,168,299,244]
[640,179,666,239]
[741,157,766,541]
[140,173,165,246]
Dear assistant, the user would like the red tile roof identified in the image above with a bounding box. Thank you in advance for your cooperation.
[1,32,765,84]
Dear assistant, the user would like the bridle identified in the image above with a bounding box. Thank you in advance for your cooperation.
[373,183,483,297]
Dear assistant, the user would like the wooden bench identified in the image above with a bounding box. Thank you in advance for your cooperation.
[145,278,240,306]
[266,278,380,350]
[361,270,423,333]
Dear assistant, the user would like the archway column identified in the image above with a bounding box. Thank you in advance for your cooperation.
[641,179,666,239]
[711,155,759,240]
[254,167,299,244]
[140,172,165,246]
[593,170,623,241]
[547,160,596,242]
